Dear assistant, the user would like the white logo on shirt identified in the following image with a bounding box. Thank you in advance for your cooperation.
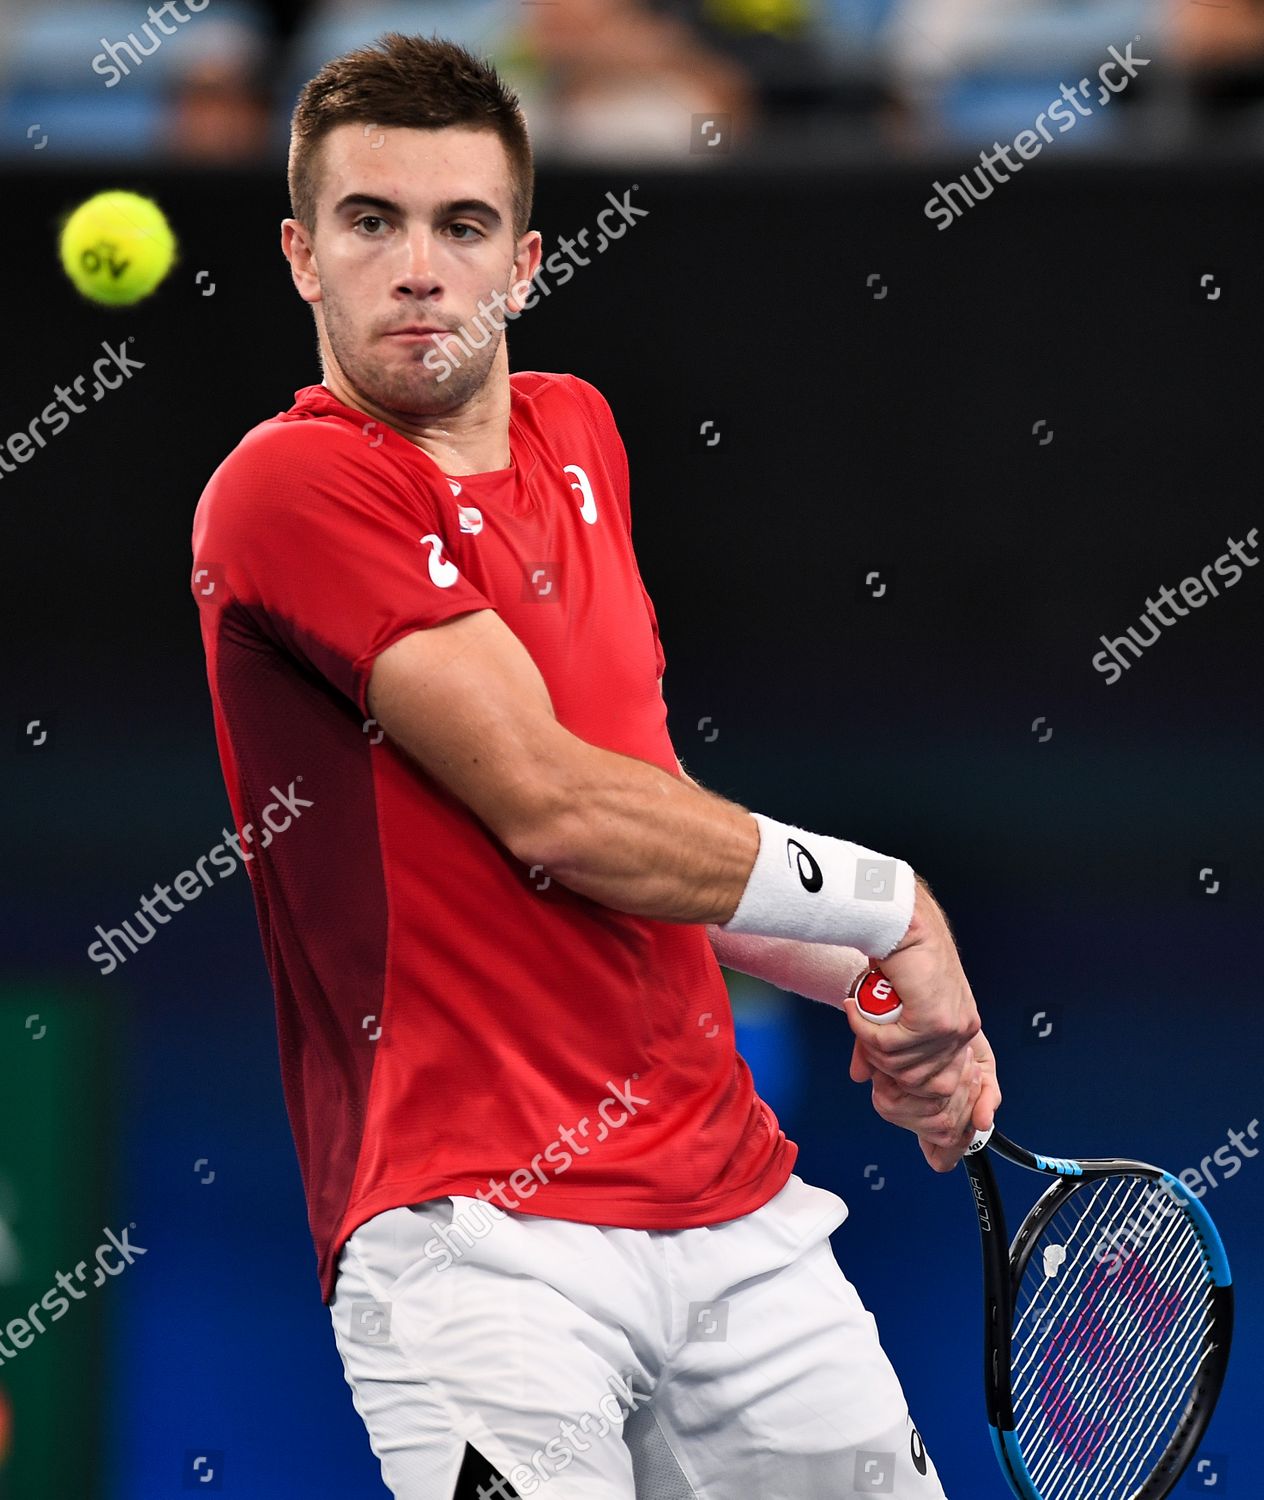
[448,479,463,496]
[458,506,483,535]
[419,534,459,589]
[564,464,598,525]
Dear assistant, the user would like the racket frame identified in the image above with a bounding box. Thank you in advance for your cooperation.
[964,1130,1233,1500]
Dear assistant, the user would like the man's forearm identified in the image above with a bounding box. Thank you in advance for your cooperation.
[522,740,913,963]
[522,740,758,924]
[705,925,871,1007]
[687,759,878,996]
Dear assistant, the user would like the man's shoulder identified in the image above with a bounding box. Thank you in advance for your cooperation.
[194,394,415,541]
[511,370,611,417]
[227,388,369,466]
[510,372,621,459]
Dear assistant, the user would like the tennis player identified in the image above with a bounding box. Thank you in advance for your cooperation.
[191,32,1000,1500]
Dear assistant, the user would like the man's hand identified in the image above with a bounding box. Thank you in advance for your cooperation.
[851,1029,1002,1172]
[843,879,1001,1170]
[843,878,980,1100]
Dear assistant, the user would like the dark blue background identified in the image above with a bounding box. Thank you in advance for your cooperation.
[2,160,1258,1497]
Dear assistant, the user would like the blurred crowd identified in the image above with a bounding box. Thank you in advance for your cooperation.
[4,0,1264,164]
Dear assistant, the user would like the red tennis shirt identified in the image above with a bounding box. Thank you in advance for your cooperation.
[191,372,795,1302]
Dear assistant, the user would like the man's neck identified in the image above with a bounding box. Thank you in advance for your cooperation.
[323,346,512,477]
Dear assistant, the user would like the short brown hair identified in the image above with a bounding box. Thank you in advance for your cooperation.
[288,32,534,242]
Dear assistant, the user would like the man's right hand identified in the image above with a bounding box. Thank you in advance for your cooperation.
[844,877,985,1125]
[853,1029,1002,1172]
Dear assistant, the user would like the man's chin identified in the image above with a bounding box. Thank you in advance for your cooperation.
[372,356,490,411]
[364,372,471,418]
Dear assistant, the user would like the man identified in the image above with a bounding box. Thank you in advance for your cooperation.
[191,32,1000,1500]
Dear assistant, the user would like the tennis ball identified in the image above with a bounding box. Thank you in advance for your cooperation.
[58,190,177,306]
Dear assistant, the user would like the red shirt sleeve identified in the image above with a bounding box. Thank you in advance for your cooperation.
[563,375,666,680]
[194,417,494,716]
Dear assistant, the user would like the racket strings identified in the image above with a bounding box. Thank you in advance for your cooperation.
[1019,1206,1205,1500]
[1011,1177,1160,1400]
[1025,1257,1205,1499]
[1023,1211,1203,1491]
[1014,1177,1189,1398]
[1011,1179,1119,1382]
[1045,1325,1209,1500]
[1035,1211,1200,1452]
[1079,1333,1213,1500]
[1008,1174,1215,1500]
[1015,1185,1189,1414]
[1032,1246,1209,1500]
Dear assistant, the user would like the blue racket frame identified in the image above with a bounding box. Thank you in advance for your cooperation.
[962,1131,1233,1500]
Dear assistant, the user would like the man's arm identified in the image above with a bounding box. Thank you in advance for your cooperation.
[370,615,987,1136]
[676,736,870,1004]
[367,612,757,924]
[674,692,998,1168]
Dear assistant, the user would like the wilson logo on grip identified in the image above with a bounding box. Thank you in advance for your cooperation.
[1035,1154,1084,1177]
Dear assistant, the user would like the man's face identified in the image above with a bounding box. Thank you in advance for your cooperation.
[285,122,538,417]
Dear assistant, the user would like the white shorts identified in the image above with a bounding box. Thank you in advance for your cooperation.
[329,1173,948,1499]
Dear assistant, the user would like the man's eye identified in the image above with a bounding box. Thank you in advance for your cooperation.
[448,223,482,240]
[355,216,387,234]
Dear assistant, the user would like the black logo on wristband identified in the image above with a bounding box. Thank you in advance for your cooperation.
[786,839,823,893]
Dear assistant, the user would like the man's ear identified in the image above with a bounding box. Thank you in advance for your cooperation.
[282,219,321,305]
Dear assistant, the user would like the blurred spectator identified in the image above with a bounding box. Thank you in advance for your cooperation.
[666,3,927,151]
[1167,0,1264,141]
[883,0,1153,147]
[161,15,273,161]
[1170,0,1264,68]
[886,0,1153,81]
[0,0,273,160]
[672,0,880,121]
[510,0,756,161]
[6,0,1264,163]
[163,56,273,162]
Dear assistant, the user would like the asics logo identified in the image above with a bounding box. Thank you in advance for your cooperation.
[910,1426,928,1476]
[564,463,598,524]
[786,839,822,893]
[419,534,459,589]
[458,505,483,534]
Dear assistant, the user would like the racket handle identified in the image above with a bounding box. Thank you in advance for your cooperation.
[848,968,903,1024]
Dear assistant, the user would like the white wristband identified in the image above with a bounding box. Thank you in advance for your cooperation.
[720,812,916,959]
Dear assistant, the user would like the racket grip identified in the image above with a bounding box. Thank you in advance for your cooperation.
[851,971,998,1150]
[848,968,903,1024]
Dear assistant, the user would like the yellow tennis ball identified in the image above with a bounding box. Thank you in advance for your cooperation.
[58,190,177,306]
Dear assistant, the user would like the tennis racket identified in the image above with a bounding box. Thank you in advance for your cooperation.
[848,969,1234,1500]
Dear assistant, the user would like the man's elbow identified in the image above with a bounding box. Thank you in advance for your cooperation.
[502,801,560,871]
[496,757,581,872]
